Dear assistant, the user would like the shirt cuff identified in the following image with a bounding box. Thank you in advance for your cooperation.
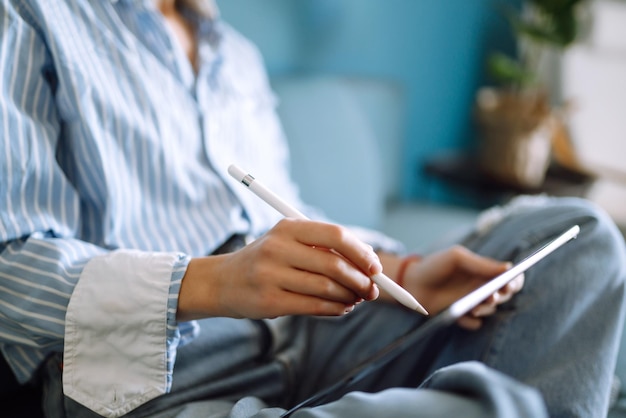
[63,250,191,418]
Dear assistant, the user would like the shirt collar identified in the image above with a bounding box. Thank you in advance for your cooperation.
[108,0,222,51]
[109,0,219,20]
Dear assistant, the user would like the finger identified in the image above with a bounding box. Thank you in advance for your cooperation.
[289,235,375,299]
[451,246,511,278]
[264,291,356,317]
[469,273,525,317]
[469,292,498,316]
[280,270,363,305]
[502,273,525,294]
[291,220,382,276]
[457,315,483,330]
[471,301,498,317]
[259,225,374,297]
[495,273,525,303]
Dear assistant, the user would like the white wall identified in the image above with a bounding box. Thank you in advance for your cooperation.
[561,0,626,228]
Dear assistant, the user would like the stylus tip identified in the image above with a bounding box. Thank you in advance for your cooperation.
[415,303,429,316]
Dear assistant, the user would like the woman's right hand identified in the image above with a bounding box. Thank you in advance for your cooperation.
[177,218,382,321]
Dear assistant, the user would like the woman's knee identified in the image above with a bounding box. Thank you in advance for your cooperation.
[475,196,625,290]
[559,198,625,262]
[494,196,621,253]
[535,197,626,295]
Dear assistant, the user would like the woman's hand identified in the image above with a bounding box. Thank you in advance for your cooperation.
[394,246,524,330]
[178,218,381,321]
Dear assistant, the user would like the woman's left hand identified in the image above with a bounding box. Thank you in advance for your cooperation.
[396,246,525,330]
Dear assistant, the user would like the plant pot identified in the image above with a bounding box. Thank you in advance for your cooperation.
[475,87,554,189]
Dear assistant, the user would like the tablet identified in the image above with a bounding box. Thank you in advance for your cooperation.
[280,224,580,417]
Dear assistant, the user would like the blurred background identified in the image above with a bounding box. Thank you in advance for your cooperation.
[217,0,626,249]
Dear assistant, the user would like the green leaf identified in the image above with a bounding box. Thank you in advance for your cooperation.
[487,53,536,86]
[515,20,562,44]
[530,0,584,14]
[552,10,578,46]
[509,6,579,47]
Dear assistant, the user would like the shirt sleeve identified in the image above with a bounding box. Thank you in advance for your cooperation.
[0,4,195,416]
[63,250,192,417]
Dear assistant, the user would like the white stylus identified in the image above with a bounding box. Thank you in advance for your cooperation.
[228,164,429,315]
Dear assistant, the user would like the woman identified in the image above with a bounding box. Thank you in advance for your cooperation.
[1,1,624,417]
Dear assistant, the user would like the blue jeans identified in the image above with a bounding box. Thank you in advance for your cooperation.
[43,198,626,417]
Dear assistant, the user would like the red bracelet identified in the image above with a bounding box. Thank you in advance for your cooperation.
[396,254,422,288]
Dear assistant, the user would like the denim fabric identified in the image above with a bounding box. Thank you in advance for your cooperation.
[41,198,626,417]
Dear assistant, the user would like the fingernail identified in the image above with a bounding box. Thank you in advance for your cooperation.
[369,259,382,275]
[344,305,355,314]
[373,283,379,294]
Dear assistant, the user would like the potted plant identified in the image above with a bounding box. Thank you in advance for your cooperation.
[475,0,589,188]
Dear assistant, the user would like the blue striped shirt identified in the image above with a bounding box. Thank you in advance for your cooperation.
[0,0,305,411]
